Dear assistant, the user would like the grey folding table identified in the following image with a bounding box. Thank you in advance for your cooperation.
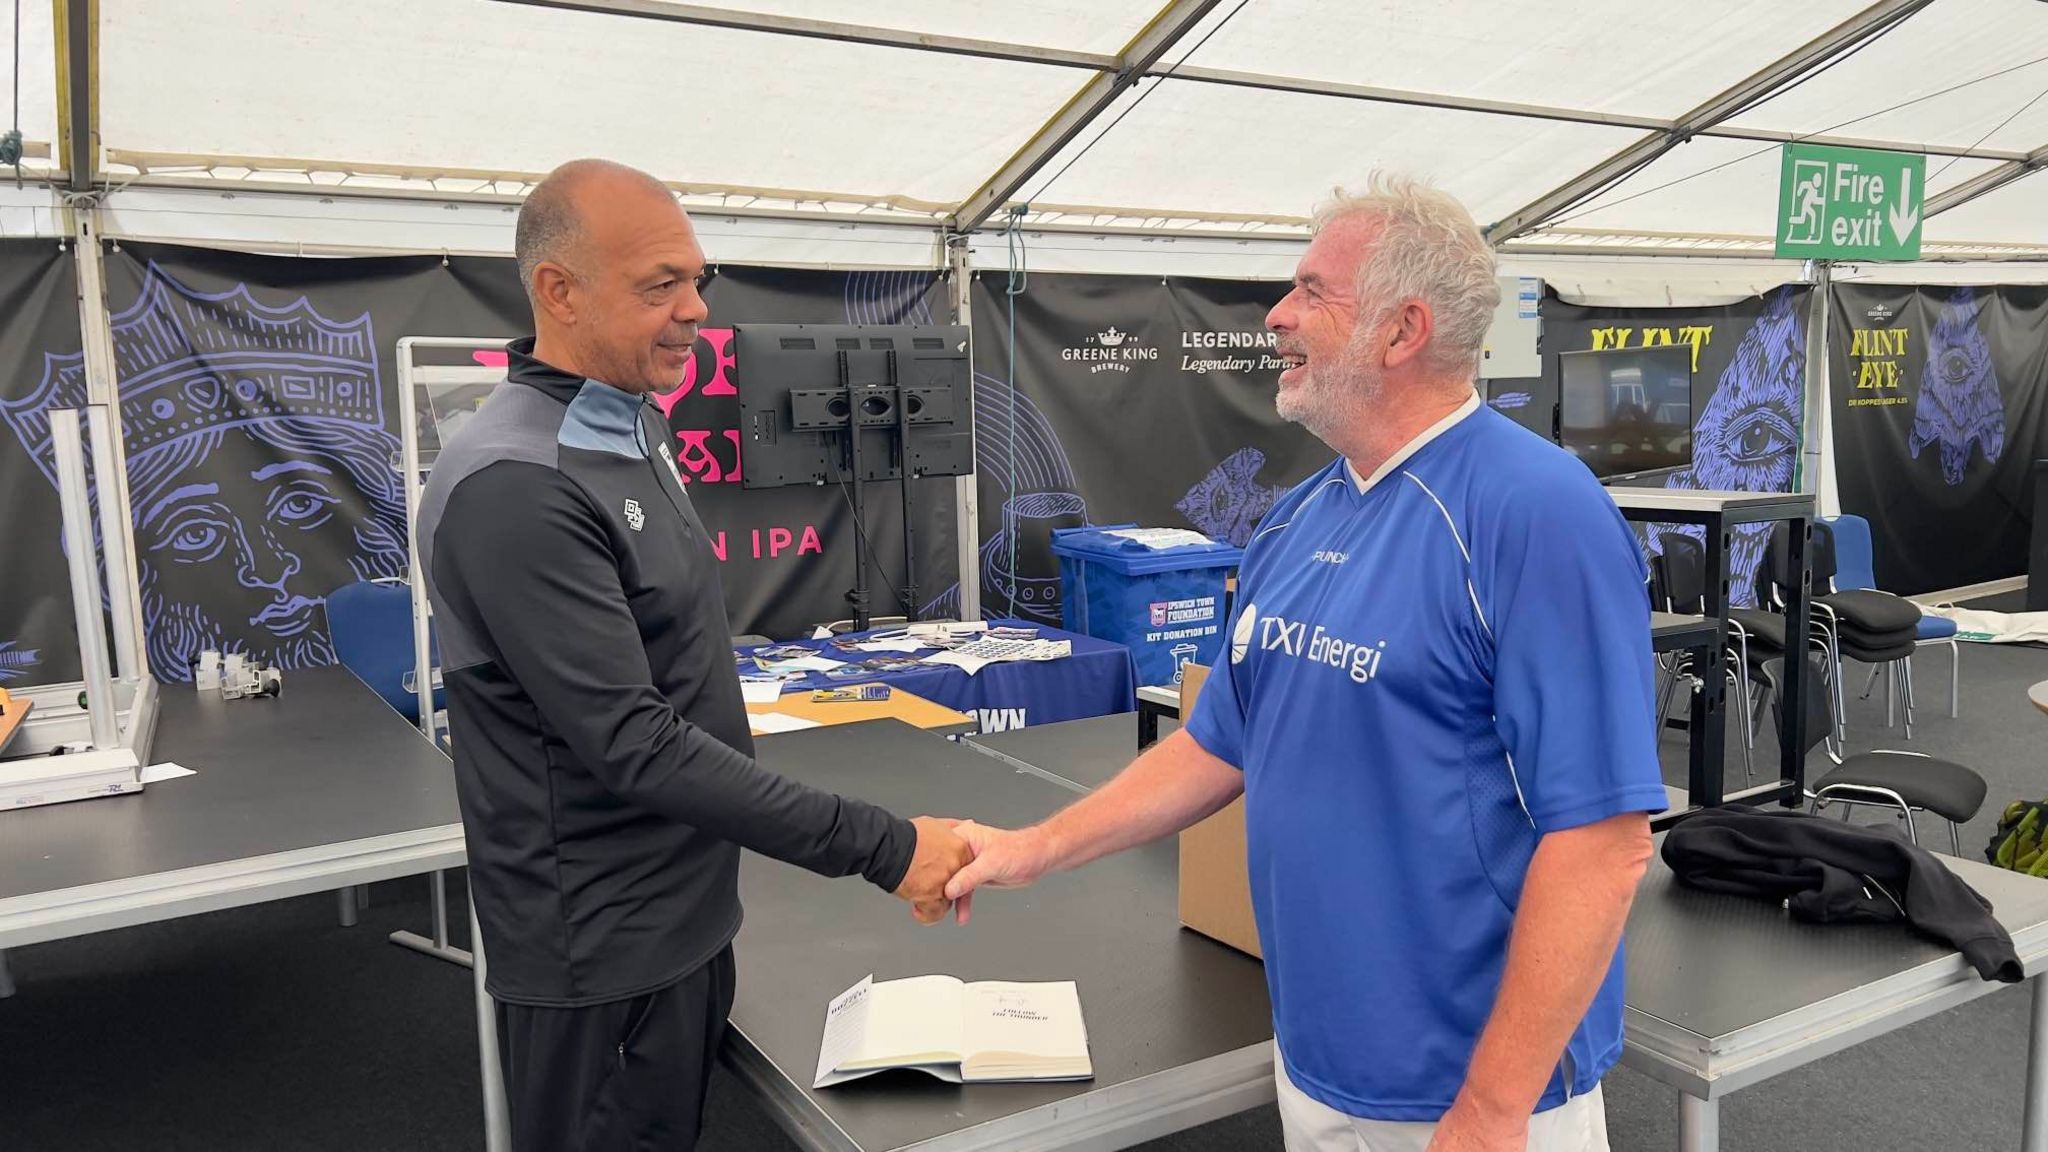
[0,665,463,965]
[965,711,1175,793]
[730,720,1275,1152]
[1625,841,2048,1152]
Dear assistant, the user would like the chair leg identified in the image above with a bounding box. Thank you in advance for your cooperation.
[1884,661,1897,729]
[1948,639,1959,719]
[1892,655,1908,733]
[1861,663,1882,700]
[1949,820,1962,857]
[1730,667,1754,785]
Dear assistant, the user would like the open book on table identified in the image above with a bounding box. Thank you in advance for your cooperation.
[813,974,1093,1088]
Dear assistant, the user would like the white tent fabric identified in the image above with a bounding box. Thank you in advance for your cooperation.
[1,0,2045,264]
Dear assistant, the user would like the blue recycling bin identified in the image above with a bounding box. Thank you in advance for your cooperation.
[1050,526,1243,690]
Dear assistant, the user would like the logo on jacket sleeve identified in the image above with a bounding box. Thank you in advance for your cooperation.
[624,498,646,532]
[1230,602,1258,664]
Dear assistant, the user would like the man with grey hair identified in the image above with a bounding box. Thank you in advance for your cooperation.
[418,158,974,1151]
[944,174,1663,1151]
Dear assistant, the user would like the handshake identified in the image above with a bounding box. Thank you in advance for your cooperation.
[891,816,1041,925]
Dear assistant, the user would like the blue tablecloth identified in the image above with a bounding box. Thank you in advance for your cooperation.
[737,620,1136,731]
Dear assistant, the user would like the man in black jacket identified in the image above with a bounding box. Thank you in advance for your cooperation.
[418,158,973,1151]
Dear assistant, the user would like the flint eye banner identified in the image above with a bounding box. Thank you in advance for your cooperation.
[1539,286,1815,608]
[0,239,88,688]
[1829,283,2048,595]
[965,270,1329,626]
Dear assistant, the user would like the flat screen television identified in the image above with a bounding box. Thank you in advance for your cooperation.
[1557,346,1693,481]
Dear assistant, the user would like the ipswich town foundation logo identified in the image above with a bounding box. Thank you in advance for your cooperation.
[1062,326,1158,375]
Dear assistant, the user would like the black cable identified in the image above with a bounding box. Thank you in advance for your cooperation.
[1026,0,1253,206]
[1550,45,2048,231]
[1540,4,1927,231]
[1927,77,2048,186]
[837,479,910,616]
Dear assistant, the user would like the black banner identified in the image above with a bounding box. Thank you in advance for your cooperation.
[0,242,953,683]
[967,270,1328,624]
[1539,286,1814,605]
[1830,283,2048,594]
[0,240,86,688]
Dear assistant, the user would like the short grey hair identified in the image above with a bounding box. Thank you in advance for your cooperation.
[1312,174,1500,376]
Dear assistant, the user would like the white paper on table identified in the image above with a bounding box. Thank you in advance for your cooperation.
[756,655,845,673]
[921,651,993,676]
[749,712,823,735]
[739,680,785,704]
[814,975,875,1088]
[139,761,198,784]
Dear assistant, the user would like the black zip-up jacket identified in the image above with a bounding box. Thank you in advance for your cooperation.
[1663,805,2022,983]
[418,339,916,1007]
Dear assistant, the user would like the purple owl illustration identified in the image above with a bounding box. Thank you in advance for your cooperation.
[1910,288,2004,486]
[1177,446,1288,547]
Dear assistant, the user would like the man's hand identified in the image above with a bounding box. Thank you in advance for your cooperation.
[894,817,973,924]
[942,821,1057,925]
[1424,1096,1526,1152]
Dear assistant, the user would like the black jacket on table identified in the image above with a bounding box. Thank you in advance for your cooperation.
[1663,805,2021,983]
[418,338,916,1007]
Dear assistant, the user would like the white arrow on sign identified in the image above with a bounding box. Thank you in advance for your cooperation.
[1888,169,1920,245]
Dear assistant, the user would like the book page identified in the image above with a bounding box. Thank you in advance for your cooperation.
[962,981,1089,1071]
[813,975,873,1088]
[838,975,966,1071]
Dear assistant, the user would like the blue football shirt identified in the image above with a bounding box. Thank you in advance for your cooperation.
[1186,394,1667,1121]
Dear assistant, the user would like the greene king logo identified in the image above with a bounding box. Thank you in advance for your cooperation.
[1061,325,1159,375]
[1233,602,1388,685]
[1866,302,1896,324]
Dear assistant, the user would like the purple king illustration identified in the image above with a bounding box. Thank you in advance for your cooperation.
[1,263,407,682]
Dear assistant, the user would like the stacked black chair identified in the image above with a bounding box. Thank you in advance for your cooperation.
[1769,520,1922,741]
[1768,655,1987,854]
[1651,533,1768,783]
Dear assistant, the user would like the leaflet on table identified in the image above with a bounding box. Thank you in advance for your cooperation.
[754,655,848,674]
[738,679,785,705]
[922,639,1072,676]
[749,712,822,735]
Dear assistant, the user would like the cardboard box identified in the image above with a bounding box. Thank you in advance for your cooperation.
[1175,663,1263,960]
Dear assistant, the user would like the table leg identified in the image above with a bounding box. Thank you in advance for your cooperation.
[337,888,358,928]
[1138,708,1159,749]
[0,948,14,999]
[473,892,511,1152]
[1681,1095,1719,1152]
[2024,977,2048,1152]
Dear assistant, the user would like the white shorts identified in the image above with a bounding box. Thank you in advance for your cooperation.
[1274,1048,1611,1152]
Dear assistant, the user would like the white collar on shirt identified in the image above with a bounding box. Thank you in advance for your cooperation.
[1343,390,1482,494]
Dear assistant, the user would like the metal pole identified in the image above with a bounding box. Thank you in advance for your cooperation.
[2024,976,2048,1152]
[52,409,118,749]
[947,238,982,622]
[395,339,439,738]
[84,407,139,683]
[473,894,512,1152]
[74,214,148,682]
[1680,1094,1719,1152]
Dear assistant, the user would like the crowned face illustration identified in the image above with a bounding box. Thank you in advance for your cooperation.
[1,263,407,681]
